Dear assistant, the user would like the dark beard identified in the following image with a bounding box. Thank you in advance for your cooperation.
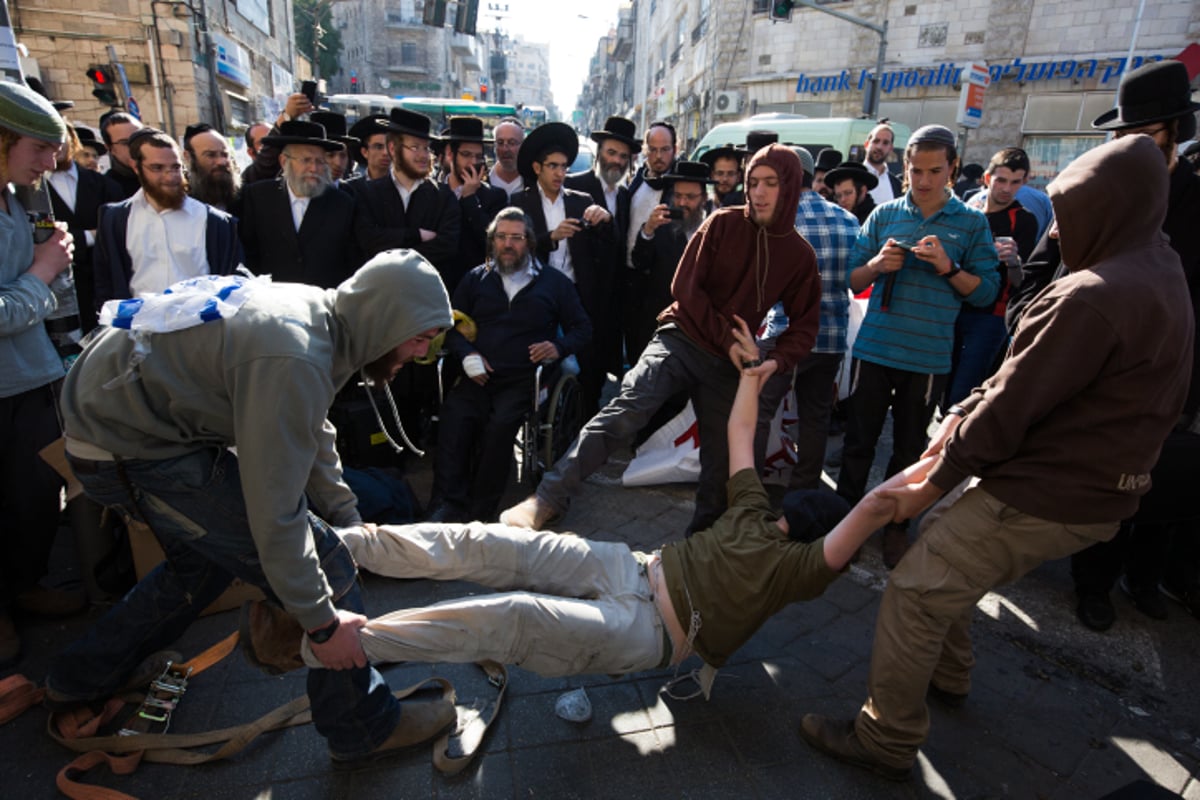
[141,178,188,210]
[396,157,426,181]
[189,166,239,208]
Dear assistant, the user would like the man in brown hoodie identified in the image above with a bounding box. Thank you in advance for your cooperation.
[502,144,821,534]
[799,134,1195,780]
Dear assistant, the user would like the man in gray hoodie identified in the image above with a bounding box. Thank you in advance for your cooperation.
[45,251,456,763]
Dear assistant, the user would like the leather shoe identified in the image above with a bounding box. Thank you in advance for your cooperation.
[44,648,182,710]
[16,585,87,618]
[0,611,19,668]
[799,713,911,781]
[881,525,910,570]
[240,600,304,675]
[499,495,563,529]
[331,698,457,764]
[1120,576,1167,621]
[1076,591,1116,632]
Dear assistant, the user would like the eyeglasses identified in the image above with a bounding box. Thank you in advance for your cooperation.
[539,160,569,172]
[1114,124,1168,139]
[673,192,702,202]
[283,154,325,168]
[142,163,183,174]
[493,233,526,243]
[400,143,432,155]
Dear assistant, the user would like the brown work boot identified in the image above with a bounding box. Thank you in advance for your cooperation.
[0,611,19,668]
[331,698,457,764]
[499,494,562,529]
[239,600,304,675]
[799,713,912,781]
[881,524,911,570]
[16,585,87,618]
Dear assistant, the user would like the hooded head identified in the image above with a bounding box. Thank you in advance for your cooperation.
[743,144,804,235]
[331,250,452,387]
[1048,135,1168,272]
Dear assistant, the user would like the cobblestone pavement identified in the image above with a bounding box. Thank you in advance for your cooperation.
[2,423,1198,799]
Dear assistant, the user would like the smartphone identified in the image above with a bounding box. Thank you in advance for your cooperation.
[300,80,318,104]
[667,207,684,220]
[576,217,592,229]
[891,239,915,251]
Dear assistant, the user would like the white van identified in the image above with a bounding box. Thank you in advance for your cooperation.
[690,114,911,170]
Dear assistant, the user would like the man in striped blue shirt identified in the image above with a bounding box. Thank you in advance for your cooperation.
[836,125,999,568]
[757,148,862,490]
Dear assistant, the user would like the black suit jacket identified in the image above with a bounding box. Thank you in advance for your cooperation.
[47,168,124,332]
[629,221,693,360]
[449,182,508,294]
[239,178,362,289]
[565,170,630,245]
[353,175,461,282]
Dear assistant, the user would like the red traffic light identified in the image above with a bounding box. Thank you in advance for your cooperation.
[87,67,108,84]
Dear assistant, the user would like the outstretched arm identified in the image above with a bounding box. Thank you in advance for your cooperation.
[821,455,938,570]
[727,315,772,477]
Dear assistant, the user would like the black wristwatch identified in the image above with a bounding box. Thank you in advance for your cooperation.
[308,616,340,644]
[943,263,963,279]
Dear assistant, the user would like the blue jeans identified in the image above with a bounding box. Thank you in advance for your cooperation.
[48,447,399,759]
[946,311,1009,407]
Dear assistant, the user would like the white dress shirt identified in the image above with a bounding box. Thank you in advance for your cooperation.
[126,190,210,297]
[390,171,415,211]
[47,163,97,247]
[867,161,896,204]
[627,179,663,268]
[538,184,574,283]
[287,185,312,231]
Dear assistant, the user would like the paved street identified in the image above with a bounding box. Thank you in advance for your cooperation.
[2,425,1199,799]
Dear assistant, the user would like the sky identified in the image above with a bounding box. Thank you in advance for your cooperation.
[479,0,625,118]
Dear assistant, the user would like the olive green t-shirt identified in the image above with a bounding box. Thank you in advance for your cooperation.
[660,468,840,667]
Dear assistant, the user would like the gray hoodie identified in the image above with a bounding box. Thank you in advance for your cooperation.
[62,250,451,628]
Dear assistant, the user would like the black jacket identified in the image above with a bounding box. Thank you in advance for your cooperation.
[565,170,630,245]
[450,182,509,295]
[353,175,461,282]
[47,168,125,332]
[239,178,362,289]
[628,220,694,360]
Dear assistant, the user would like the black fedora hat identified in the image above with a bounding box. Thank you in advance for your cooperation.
[310,111,360,150]
[74,126,106,156]
[443,116,491,144]
[814,147,843,173]
[698,145,743,169]
[737,129,779,154]
[1093,60,1200,132]
[662,160,714,184]
[589,116,641,150]
[824,160,878,191]
[261,120,343,152]
[384,107,435,139]
[347,114,390,165]
[517,122,578,183]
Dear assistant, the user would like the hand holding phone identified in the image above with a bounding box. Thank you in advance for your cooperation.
[301,80,318,105]
[667,207,684,221]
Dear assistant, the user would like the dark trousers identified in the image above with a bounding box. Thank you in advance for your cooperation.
[435,373,534,521]
[0,382,64,604]
[1072,428,1200,595]
[837,359,946,517]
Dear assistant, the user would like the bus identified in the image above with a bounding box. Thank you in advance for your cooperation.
[324,94,540,136]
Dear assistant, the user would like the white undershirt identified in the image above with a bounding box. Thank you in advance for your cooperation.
[538,183,574,282]
[126,190,210,297]
[489,166,522,197]
[867,161,896,204]
[627,180,663,268]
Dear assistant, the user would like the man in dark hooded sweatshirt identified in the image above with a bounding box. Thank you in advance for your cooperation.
[799,134,1194,781]
[502,144,821,534]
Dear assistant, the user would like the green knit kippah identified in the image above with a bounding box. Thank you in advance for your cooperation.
[0,80,66,143]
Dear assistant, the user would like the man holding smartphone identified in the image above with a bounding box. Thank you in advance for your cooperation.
[442,116,507,295]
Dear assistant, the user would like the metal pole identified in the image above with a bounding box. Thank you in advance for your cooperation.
[793,0,887,118]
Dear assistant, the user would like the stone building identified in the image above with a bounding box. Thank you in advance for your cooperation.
[11,0,307,139]
[583,0,1199,178]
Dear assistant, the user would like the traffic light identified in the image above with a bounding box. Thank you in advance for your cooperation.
[86,66,118,106]
[350,75,358,93]
[769,0,794,22]
[454,0,479,35]
[423,0,447,27]
[479,83,488,99]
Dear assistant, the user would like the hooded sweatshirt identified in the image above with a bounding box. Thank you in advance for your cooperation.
[928,136,1194,523]
[62,250,452,629]
[659,144,820,373]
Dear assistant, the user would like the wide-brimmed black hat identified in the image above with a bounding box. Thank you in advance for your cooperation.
[589,116,640,150]
[662,160,714,184]
[384,107,435,140]
[310,111,360,151]
[347,114,390,165]
[443,116,492,144]
[517,122,578,183]
[736,130,779,154]
[261,120,343,152]
[824,160,878,191]
[74,126,106,156]
[814,147,843,173]
[698,145,742,169]
[1093,60,1200,133]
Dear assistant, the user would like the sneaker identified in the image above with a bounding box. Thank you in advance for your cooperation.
[1075,590,1116,632]
[0,611,19,668]
[239,600,305,675]
[498,495,562,530]
[44,649,182,711]
[1160,580,1200,620]
[798,713,912,781]
[16,585,87,618]
[881,525,910,570]
[331,698,457,764]
[926,682,968,710]
[1120,575,1167,621]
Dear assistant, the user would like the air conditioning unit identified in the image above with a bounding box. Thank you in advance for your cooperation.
[714,90,742,116]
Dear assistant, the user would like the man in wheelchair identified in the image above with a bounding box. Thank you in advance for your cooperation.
[429,207,593,522]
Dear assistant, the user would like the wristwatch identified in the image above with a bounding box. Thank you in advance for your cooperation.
[308,616,340,644]
[943,263,963,279]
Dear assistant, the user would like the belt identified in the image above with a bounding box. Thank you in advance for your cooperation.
[635,553,674,669]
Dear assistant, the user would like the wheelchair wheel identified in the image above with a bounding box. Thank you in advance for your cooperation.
[539,373,583,477]
[517,413,540,486]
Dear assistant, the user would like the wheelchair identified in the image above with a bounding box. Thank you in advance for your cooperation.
[516,359,585,486]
